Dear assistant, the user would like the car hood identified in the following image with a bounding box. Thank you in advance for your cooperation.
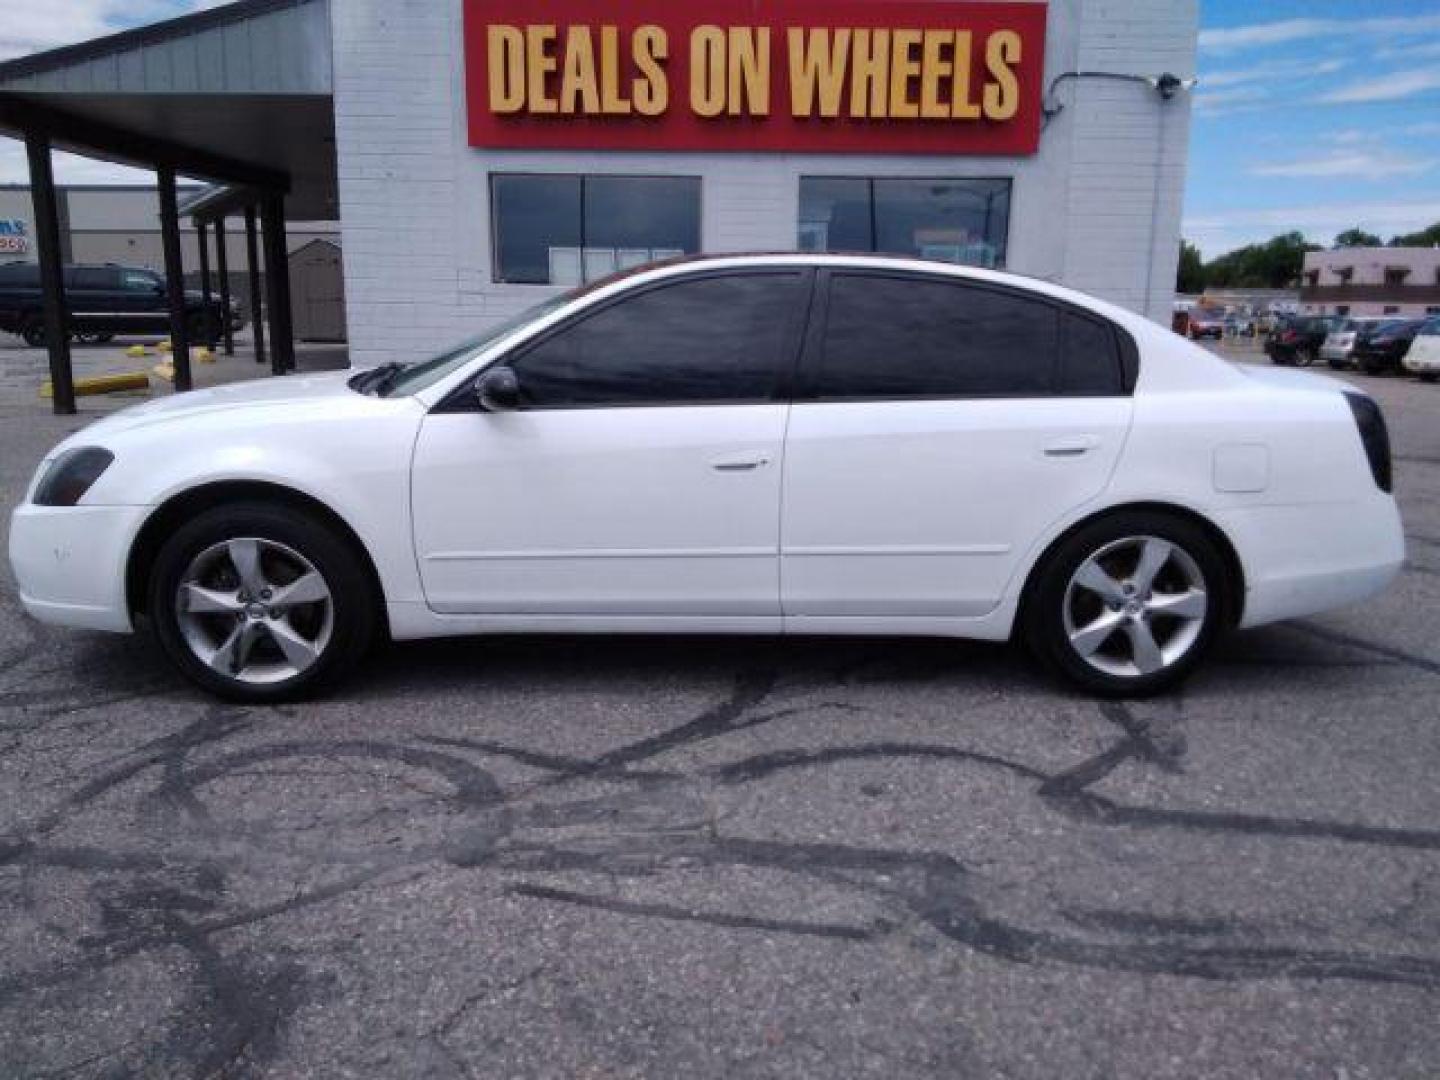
[75,370,364,442]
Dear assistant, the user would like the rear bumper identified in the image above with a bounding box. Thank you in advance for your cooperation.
[1403,352,1440,374]
[1216,495,1404,629]
[7,503,146,633]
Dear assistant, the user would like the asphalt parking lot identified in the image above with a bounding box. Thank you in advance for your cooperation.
[2,337,1439,1079]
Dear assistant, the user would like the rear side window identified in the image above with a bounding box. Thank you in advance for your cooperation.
[69,267,118,290]
[1059,311,1124,395]
[818,274,1056,398]
[816,273,1125,399]
[510,272,803,408]
[0,263,40,286]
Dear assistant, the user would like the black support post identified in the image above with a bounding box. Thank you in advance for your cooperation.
[157,166,192,392]
[24,131,74,415]
[260,193,294,375]
[244,205,266,367]
[215,216,234,356]
[196,218,212,347]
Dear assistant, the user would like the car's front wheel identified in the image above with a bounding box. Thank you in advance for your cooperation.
[1023,512,1231,697]
[146,502,378,701]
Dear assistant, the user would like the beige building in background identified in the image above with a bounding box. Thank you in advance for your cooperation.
[1300,247,1440,319]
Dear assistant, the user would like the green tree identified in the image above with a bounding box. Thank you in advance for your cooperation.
[1203,232,1318,289]
[1334,228,1381,248]
[1177,239,1206,293]
[1387,222,1440,247]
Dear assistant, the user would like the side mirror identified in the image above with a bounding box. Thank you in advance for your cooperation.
[475,365,521,412]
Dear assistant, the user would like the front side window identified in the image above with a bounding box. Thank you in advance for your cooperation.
[492,174,700,286]
[798,177,1011,268]
[510,272,803,408]
[121,270,161,292]
[815,273,1124,400]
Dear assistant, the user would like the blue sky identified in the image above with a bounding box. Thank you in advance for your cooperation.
[3,1,1440,259]
[1187,1,1440,255]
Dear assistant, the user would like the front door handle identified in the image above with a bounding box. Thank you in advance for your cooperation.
[710,452,772,472]
[1044,435,1100,458]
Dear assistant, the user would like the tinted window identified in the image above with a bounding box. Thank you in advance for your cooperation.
[0,263,39,286]
[70,267,118,290]
[799,177,1011,268]
[121,269,160,292]
[817,274,1058,398]
[511,273,801,407]
[492,174,700,285]
[1060,312,1124,395]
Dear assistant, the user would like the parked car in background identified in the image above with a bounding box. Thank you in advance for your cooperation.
[8,254,1404,702]
[0,261,236,348]
[1402,318,1440,382]
[1187,310,1226,339]
[1320,317,1391,370]
[1265,315,1340,366]
[1353,319,1426,375]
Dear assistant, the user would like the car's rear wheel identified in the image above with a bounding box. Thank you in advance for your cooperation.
[1294,346,1317,367]
[1023,511,1230,697]
[146,502,377,702]
[21,317,47,348]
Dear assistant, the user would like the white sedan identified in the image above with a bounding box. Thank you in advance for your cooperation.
[8,255,1404,701]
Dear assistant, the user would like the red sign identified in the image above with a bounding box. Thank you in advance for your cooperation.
[463,1,1047,155]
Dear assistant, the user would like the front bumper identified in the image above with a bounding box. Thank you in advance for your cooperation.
[1404,353,1440,374]
[8,503,147,632]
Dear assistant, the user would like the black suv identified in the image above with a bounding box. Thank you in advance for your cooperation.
[0,261,236,347]
[1264,314,1340,366]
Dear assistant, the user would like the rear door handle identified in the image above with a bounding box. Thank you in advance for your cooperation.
[710,452,772,472]
[1044,435,1100,458]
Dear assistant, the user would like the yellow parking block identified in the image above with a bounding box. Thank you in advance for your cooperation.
[151,361,175,383]
[124,344,148,358]
[156,339,172,353]
[40,371,151,399]
[196,347,215,364]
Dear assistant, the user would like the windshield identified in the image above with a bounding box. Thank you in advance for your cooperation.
[373,292,575,397]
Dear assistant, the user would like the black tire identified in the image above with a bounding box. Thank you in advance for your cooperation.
[186,313,220,349]
[146,501,378,702]
[1421,373,1438,384]
[1295,346,1318,368]
[1021,510,1232,698]
[21,317,47,348]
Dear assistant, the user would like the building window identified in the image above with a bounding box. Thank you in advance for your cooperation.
[491,174,701,285]
[1383,306,1400,314]
[1303,270,1319,287]
[1383,266,1410,287]
[798,177,1011,268]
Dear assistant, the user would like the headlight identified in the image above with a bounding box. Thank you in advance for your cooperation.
[33,447,115,506]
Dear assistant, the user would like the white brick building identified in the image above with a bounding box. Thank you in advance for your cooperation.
[333,0,1198,368]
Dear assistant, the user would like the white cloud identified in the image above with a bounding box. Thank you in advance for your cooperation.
[1202,57,1345,89]
[1318,68,1440,105]
[1184,199,1440,257]
[1249,152,1435,180]
[1376,38,1440,62]
[1201,14,1440,53]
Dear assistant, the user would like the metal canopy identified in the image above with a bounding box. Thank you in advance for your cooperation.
[0,0,327,412]
[0,0,335,219]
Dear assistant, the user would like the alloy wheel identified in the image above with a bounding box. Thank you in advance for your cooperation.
[174,537,334,685]
[1062,535,1208,679]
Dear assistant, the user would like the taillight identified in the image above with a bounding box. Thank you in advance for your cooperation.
[1343,392,1392,493]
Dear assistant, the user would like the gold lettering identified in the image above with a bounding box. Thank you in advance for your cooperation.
[632,25,669,115]
[690,25,726,117]
[848,28,889,118]
[983,30,1021,120]
[950,30,981,119]
[487,25,525,113]
[728,27,770,115]
[788,28,849,117]
[888,29,921,119]
[524,25,558,113]
[919,29,952,119]
[558,26,599,114]
[596,26,629,113]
